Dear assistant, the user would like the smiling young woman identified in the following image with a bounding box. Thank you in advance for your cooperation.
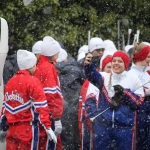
[84,50,145,150]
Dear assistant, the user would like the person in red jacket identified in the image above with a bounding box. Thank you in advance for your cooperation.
[34,36,64,150]
[0,50,56,150]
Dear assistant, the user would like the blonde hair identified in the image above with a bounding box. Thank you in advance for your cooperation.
[132,42,147,62]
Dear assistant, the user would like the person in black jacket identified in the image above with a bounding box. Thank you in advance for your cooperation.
[56,48,82,150]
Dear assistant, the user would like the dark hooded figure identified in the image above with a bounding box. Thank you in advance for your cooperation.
[56,51,82,150]
[3,41,19,86]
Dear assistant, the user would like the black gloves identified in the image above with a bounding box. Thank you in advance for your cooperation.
[110,85,124,110]
[0,116,9,132]
[113,85,124,95]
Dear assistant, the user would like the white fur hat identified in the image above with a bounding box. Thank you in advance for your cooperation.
[89,37,105,52]
[32,41,43,54]
[77,52,86,61]
[78,45,88,54]
[41,36,61,56]
[56,48,68,62]
[17,50,37,70]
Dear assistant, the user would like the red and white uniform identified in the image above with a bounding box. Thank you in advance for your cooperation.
[78,79,99,150]
[34,55,64,150]
[34,55,64,118]
[1,70,51,150]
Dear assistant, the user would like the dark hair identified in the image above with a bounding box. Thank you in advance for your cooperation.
[8,41,20,55]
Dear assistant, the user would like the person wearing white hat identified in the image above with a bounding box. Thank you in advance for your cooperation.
[0,50,57,150]
[32,40,43,61]
[34,36,64,150]
[103,40,117,54]
[77,45,88,61]
[89,37,105,59]
[78,45,88,55]
[56,48,68,63]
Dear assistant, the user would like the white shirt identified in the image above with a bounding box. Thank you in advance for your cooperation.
[129,63,150,89]
[101,70,144,97]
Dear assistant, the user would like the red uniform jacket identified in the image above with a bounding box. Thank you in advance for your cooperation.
[1,70,51,129]
[34,55,64,119]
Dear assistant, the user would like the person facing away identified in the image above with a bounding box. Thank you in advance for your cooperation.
[3,41,19,86]
[34,36,64,150]
[0,50,57,150]
[32,40,43,62]
[84,51,145,150]
[56,48,82,150]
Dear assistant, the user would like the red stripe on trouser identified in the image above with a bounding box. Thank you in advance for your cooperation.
[38,124,62,150]
[56,136,62,150]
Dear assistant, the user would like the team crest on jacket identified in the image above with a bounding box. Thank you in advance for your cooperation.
[5,91,24,104]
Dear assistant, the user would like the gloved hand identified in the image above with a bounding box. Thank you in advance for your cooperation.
[0,115,9,132]
[113,85,124,95]
[0,130,7,143]
[54,120,62,136]
[46,128,57,143]
[110,94,123,110]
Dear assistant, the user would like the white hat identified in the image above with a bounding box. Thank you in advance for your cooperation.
[77,52,86,61]
[56,48,68,62]
[124,45,133,52]
[78,45,88,54]
[104,40,117,54]
[32,41,43,54]
[17,50,37,70]
[89,37,105,52]
[41,36,61,56]
[100,40,117,69]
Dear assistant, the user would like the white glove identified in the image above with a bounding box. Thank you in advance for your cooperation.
[0,130,7,143]
[54,120,62,136]
[145,89,150,96]
[46,128,57,143]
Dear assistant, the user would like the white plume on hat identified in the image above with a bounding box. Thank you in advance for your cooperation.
[32,41,43,54]
[17,50,37,70]
[89,37,105,53]
[77,52,86,61]
[56,48,68,62]
[41,36,61,56]
[124,45,133,53]
[104,40,117,54]
[78,45,88,54]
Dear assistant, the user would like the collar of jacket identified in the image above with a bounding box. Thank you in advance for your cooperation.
[16,70,30,75]
[39,55,49,63]
[131,63,150,72]
[112,70,127,81]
